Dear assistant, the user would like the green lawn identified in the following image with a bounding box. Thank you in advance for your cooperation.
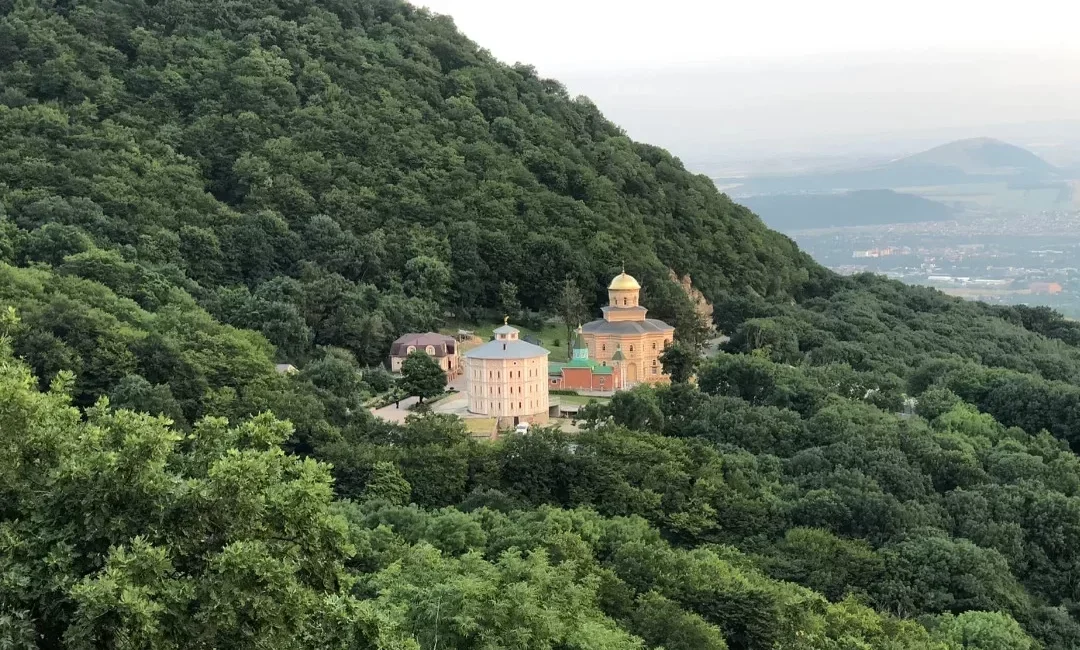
[441,320,576,361]
[556,394,610,406]
[464,417,497,438]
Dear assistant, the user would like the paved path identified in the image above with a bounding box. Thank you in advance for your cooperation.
[369,395,419,423]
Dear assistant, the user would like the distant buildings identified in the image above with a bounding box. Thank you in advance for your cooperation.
[1030,282,1064,295]
[852,246,910,258]
[389,333,459,377]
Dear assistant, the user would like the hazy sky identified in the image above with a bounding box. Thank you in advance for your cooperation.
[417,0,1079,70]
[416,1,1080,161]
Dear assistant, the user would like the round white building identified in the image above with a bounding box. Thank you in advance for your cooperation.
[464,322,550,427]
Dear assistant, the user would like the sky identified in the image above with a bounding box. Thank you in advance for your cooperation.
[416,0,1080,71]
[415,0,1080,163]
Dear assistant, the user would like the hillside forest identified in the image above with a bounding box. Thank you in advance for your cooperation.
[5,0,1080,648]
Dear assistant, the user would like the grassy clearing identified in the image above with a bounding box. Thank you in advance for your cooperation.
[464,417,497,438]
[441,320,575,361]
[556,394,610,406]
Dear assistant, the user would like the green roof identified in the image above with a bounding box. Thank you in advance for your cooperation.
[548,360,613,376]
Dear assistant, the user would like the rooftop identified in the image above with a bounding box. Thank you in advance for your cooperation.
[581,318,675,335]
[465,338,549,360]
[549,359,614,375]
[609,272,641,291]
[390,332,457,356]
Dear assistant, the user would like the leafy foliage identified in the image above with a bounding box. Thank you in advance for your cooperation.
[399,350,447,402]
[3,0,1080,648]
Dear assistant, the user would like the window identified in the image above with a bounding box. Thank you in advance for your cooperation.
[602,344,606,352]
[623,298,627,305]
[629,345,634,352]
[652,367,658,375]
[519,402,522,409]
[652,342,656,350]
[551,379,557,384]
[407,346,415,354]
[426,345,435,354]
[489,370,492,379]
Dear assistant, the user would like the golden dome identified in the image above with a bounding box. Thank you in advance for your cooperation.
[608,272,641,291]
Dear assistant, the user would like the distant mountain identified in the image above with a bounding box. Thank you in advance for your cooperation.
[725,137,1060,195]
[741,189,955,231]
[899,137,1057,175]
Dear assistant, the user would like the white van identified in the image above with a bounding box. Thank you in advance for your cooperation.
[514,422,530,435]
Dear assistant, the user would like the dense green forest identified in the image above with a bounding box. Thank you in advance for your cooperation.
[4,0,1080,648]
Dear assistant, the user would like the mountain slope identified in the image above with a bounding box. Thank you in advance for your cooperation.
[5,1,1080,648]
[0,0,813,362]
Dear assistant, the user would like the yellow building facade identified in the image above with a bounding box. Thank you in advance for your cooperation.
[581,272,675,385]
[464,323,550,427]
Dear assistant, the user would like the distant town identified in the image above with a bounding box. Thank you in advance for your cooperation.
[790,209,1080,317]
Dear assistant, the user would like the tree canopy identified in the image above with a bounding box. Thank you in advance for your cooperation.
[399,350,446,402]
[4,0,1080,647]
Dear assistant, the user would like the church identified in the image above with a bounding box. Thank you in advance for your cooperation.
[579,271,675,385]
[548,329,621,392]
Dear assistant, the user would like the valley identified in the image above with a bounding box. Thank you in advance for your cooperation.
[726,137,1080,317]
[794,209,1080,316]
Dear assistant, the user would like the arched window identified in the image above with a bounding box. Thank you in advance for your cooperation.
[602,344,606,352]
[652,342,656,350]
[623,298,627,305]
[426,345,435,355]
[629,345,634,352]
[407,346,415,354]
